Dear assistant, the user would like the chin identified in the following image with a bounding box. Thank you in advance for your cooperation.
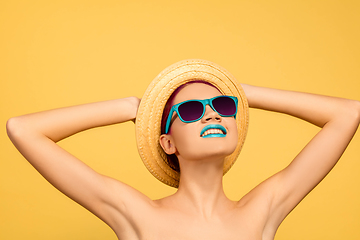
[197,144,236,161]
[207,137,237,153]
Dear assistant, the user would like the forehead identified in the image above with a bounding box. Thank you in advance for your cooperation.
[172,83,222,105]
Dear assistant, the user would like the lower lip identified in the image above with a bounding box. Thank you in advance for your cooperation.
[202,134,226,138]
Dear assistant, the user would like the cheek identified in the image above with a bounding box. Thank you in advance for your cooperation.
[170,122,206,159]
[171,122,197,151]
[228,120,238,140]
[228,125,239,152]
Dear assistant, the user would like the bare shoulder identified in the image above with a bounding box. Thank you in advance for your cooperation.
[105,185,194,239]
[95,177,155,235]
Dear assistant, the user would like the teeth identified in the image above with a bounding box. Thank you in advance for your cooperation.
[201,128,224,137]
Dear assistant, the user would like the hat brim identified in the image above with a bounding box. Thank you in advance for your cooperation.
[135,59,249,188]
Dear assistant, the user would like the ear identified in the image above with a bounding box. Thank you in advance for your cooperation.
[159,134,177,155]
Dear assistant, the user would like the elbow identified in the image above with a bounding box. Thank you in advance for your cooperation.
[6,117,19,139]
[6,116,27,141]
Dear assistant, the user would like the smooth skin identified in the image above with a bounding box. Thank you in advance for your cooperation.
[7,83,360,240]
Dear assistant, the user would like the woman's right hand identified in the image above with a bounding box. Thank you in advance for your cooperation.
[128,96,141,123]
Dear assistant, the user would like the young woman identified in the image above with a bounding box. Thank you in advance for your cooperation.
[7,59,360,239]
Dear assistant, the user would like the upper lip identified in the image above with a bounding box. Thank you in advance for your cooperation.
[200,124,227,137]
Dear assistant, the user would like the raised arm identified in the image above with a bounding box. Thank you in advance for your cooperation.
[6,97,146,227]
[241,84,360,230]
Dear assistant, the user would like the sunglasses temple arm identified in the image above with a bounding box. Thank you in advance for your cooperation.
[164,108,174,134]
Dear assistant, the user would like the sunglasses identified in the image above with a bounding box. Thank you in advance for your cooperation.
[164,95,238,134]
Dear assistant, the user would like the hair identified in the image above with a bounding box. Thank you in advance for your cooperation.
[160,80,220,172]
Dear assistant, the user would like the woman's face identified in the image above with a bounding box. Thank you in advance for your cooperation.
[161,83,238,163]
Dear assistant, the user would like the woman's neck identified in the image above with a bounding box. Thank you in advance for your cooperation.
[171,157,235,218]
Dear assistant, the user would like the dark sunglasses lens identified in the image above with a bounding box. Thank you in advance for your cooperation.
[178,101,204,121]
[212,97,237,115]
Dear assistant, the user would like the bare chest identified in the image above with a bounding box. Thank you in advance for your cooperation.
[114,206,271,240]
[143,216,263,240]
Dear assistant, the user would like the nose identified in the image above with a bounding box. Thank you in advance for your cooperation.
[201,105,221,122]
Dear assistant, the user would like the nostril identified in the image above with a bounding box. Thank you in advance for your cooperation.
[206,116,221,121]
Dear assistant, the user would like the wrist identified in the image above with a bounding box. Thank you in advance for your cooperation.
[123,96,141,122]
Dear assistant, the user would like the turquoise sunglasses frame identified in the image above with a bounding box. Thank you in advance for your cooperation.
[164,95,238,134]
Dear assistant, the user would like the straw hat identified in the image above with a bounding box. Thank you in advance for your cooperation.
[135,59,249,188]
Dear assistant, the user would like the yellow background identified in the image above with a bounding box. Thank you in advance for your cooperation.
[1,1,359,239]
